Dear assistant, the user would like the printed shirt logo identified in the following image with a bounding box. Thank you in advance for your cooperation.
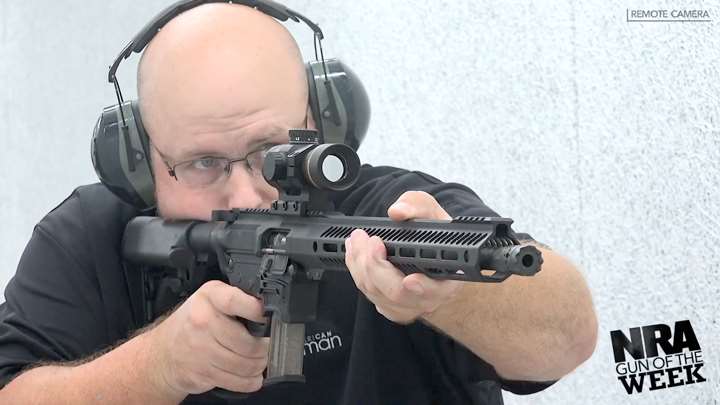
[304,329,343,356]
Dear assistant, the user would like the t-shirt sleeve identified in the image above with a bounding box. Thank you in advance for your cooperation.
[407,321,556,402]
[334,165,556,397]
[0,196,109,388]
[333,165,500,218]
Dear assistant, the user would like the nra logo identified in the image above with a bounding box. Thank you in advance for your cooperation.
[610,320,706,394]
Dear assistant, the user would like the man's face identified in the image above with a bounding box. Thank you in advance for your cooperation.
[137,4,309,220]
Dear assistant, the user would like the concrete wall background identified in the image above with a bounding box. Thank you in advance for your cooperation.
[1,1,718,403]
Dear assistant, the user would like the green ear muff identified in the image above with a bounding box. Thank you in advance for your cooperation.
[92,101,154,210]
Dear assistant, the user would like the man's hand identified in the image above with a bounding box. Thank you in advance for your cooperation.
[344,191,463,324]
[146,280,269,398]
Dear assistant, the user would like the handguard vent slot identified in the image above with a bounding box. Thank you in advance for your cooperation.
[452,216,489,223]
[321,226,487,246]
[397,263,421,273]
[482,237,515,248]
[320,257,345,266]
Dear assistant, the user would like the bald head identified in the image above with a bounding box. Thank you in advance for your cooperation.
[137,3,312,220]
[137,3,308,143]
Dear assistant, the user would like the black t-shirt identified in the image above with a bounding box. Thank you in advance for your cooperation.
[0,165,553,404]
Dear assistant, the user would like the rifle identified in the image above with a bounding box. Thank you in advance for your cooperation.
[122,129,543,398]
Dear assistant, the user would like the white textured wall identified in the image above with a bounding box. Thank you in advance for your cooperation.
[1,1,718,403]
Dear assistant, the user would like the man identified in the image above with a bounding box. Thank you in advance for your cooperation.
[0,3,597,404]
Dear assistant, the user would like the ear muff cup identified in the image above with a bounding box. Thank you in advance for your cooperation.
[91,100,155,209]
[307,58,370,151]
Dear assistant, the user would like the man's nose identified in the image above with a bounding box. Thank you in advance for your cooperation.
[223,166,268,209]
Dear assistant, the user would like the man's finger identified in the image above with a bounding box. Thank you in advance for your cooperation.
[202,280,266,323]
[363,235,418,302]
[210,367,264,394]
[211,313,270,359]
[346,229,375,293]
[387,191,451,221]
[401,273,463,304]
[207,341,268,377]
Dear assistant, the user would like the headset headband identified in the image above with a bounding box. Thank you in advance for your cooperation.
[107,0,330,124]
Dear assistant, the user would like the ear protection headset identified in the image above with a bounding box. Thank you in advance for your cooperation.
[91,0,371,211]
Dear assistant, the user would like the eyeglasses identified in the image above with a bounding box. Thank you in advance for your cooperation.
[155,145,274,188]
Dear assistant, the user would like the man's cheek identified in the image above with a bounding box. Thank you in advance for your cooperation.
[185,191,222,221]
[156,184,216,221]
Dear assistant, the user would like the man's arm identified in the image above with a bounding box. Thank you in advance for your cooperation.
[344,190,597,383]
[0,331,184,405]
[423,242,597,381]
[0,280,270,404]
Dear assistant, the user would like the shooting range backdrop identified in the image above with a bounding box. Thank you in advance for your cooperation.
[1,1,718,403]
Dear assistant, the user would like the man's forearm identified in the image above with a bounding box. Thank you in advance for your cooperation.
[0,330,186,404]
[423,246,598,381]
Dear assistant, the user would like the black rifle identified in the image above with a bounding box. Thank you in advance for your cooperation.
[122,129,543,398]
